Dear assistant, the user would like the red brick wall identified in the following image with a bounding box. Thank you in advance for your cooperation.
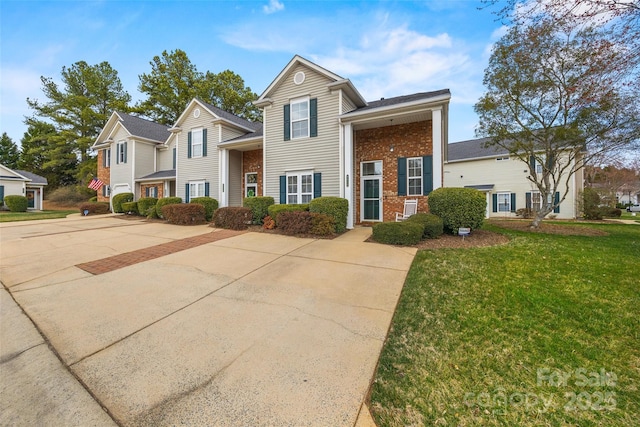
[140,183,164,199]
[96,149,110,202]
[242,149,263,197]
[355,121,433,223]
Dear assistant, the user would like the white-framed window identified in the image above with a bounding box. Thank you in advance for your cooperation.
[496,156,509,161]
[497,192,511,212]
[287,171,313,204]
[189,180,205,198]
[147,186,158,198]
[290,97,309,139]
[245,172,258,198]
[102,185,110,197]
[407,157,423,196]
[191,128,203,158]
[531,191,542,210]
[116,141,126,164]
[103,148,111,167]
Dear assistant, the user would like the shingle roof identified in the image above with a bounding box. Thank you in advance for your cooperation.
[138,169,176,180]
[355,89,451,112]
[116,112,170,143]
[447,137,510,161]
[198,100,262,132]
[14,170,48,185]
[225,124,264,143]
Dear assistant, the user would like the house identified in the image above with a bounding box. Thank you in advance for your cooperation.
[0,164,48,210]
[444,137,584,219]
[93,55,450,227]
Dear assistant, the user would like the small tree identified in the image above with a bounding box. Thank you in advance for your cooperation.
[0,133,20,169]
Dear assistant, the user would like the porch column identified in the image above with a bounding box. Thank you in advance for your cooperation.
[219,148,229,207]
[39,188,44,210]
[343,123,354,229]
[432,107,443,190]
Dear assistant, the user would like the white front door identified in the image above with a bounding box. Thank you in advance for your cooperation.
[361,161,383,221]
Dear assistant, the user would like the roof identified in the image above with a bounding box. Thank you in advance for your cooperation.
[197,100,262,132]
[138,169,176,180]
[355,89,451,112]
[225,124,264,143]
[465,184,494,191]
[447,137,510,161]
[116,111,170,142]
[14,170,48,185]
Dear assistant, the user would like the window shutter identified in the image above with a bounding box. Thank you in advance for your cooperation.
[173,147,176,169]
[313,173,321,198]
[145,187,149,197]
[554,192,560,213]
[310,98,318,137]
[123,141,127,163]
[187,132,192,158]
[284,104,291,141]
[205,182,210,197]
[0,185,4,203]
[510,193,516,212]
[279,175,286,204]
[492,194,498,212]
[185,183,190,203]
[116,146,119,165]
[397,158,407,196]
[422,155,433,195]
[202,128,208,157]
[546,154,554,171]
[526,192,532,209]
[102,149,107,167]
[529,155,536,172]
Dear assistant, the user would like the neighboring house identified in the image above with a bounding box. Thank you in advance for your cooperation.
[615,184,640,205]
[0,164,48,210]
[444,137,584,219]
[93,55,450,227]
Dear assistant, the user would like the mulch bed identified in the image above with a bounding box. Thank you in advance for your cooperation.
[414,229,510,249]
[488,219,609,236]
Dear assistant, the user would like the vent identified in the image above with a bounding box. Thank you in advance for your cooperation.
[193,108,200,118]
[293,71,305,85]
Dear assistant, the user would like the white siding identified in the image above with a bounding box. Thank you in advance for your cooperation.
[0,179,25,199]
[157,138,176,171]
[229,150,242,206]
[109,127,133,190]
[342,96,356,114]
[135,142,156,179]
[222,127,246,142]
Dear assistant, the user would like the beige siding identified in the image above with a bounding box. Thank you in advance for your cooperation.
[135,142,156,179]
[229,150,242,206]
[221,127,246,142]
[264,63,341,202]
[342,96,356,114]
[110,127,133,189]
[157,139,176,171]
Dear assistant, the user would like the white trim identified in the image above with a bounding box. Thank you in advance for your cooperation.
[432,107,443,190]
[360,160,383,222]
[343,123,354,229]
[407,156,423,196]
[219,148,229,207]
[286,170,313,204]
[290,96,310,139]
[191,127,204,158]
[245,172,258,198]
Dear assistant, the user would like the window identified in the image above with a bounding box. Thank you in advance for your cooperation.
[191,128,203,158]
[245,173,258,198]
[497,192,511,212]
[496,156,509,161]
[189,180,205,198]
[103,148,111,167]
[287,171,313,204]
[102,185,110,197]
[146,186,158,198]
[116,141,126,164]
[407,157,423,196]
[291,98,309,139]
[531,191,542,211]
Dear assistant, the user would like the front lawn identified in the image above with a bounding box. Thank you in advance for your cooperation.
[371,221,639,426]
[0,210,77,222]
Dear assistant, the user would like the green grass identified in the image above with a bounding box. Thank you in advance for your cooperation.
[371,221,640,426]
[0,210,77,222]
[619,210,640,222]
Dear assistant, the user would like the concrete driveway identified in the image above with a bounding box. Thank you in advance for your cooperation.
[1,215,416,426]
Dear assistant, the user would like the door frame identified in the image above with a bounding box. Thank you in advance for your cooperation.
[360,160,383,222]
[26,189,36,209]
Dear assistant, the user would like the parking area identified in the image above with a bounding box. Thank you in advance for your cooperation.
[1,215,416,426]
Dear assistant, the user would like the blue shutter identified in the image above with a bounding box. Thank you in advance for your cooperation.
[492,194,498,212]
[185,183,190,203]
[526,192,532,209]
[422,155,433,195]
[284,105,290,141]
[279,175,286,204]
[187,131,192,158]
[102,149,107,167]
[397,158,407,196]
[0,185,4,203]
[202,128,208,157]
[510,193,516,212]
[310,98,318,137]
[145,187,149,197]
[529,155,536,171]
[313,173,321,198]
[172,147,176,169]
[123,141,127,163]
[205,182,210,197]
[554,192,560,213]
[116,145,119,165]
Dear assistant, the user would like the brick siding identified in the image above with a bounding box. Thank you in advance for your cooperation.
[140,183,164,199]
[242,149,263,197]
[96,149,110,202]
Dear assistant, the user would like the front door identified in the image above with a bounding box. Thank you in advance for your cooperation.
[361,161,383,221]
[26,189,35,209]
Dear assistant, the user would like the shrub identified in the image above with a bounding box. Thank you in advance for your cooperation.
[309,197,348,233]
[137,197,158,216]
[428,187,486,234]
[190,197,218,221]
[47,185,94,205]
[112,192,134,213]
[213,207,252,230]
[267,204,309,225]
[515,208,534,219]
[89,196,97,202]
[78,202,110,215]
[310,213,336,236]
[372,221,424,245]
[4,195,29,212]
[406,213,443,239]
[161,203,206,225]
[121,201,138,215]
[601,207,622,218]
[243,196,274,224]
[155,197,182,218]
[277,211,313,235]
[262,215,276,230]
[581,188,602,220]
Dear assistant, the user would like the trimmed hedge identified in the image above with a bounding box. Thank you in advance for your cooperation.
[310,213,335,236]
[137,197,158,216]
[267,204,309,225]
[309,197,348,233]
[243,196,274,224]
[122,201,138,215]
[372,221,424,245]
[4,195,28,212]
[601,207,622,218]
[406,213,443,239]
[428,187,486,234]
[213,207,252,230]
[277,211,313,235]
[161,203,206,225]
[79,202,110,215]
[155,197,182,218]
[190,197,218,221]
[112,192,134,213]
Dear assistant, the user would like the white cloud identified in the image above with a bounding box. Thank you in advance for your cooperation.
[263,0,284,14]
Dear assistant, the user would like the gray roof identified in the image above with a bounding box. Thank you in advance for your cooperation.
[138,169,176,180]
[15,170,48,185]
[117,111,171,142]
[355,89,451,112]
[226,124,264,143]
[198,100,262,132]
[465,184,495,191]
[447,137,510,161]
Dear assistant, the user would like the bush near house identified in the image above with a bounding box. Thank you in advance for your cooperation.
[112,192,134,213]
[122,201,138,215]
[161,203,206,225]
[213,207,252,230]
[601,207,622,218]
[267,204,309,225]
[137,197,158,217]
[78,202,110,215]
[277,211,313,235]
[190,197,218,222]
[155,197,182,218]
[406,213,444,239]
[47,185,94,205]
[372,221,424,245]
[4,195,29,212]
[515,207,534,219]
[243,196,274,224]
[428,187,486,234]
[310,213,336,236]
[581,188,602,220]
[309,197,348,233]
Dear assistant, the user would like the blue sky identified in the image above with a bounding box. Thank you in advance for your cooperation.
[0,0,507,146]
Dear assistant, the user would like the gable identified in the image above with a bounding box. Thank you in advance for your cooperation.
[0,164,28,181]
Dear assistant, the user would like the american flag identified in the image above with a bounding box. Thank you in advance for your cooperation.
[88,178,103,191]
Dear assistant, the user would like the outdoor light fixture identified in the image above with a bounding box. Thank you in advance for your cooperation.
[390,145,394,152]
